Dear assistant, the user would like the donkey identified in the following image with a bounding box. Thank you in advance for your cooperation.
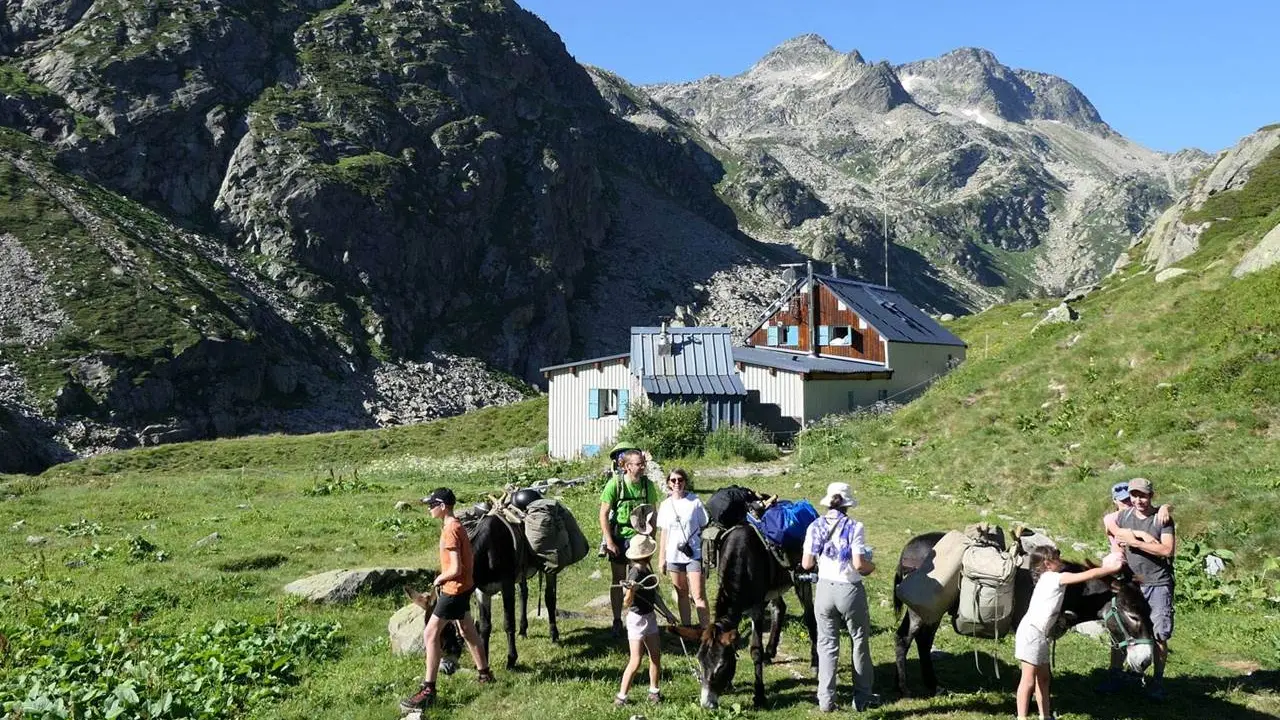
[893,531,1155,697]
[432,514,559,673]
[670,524,817,709]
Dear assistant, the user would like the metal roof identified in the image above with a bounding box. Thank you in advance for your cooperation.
[539,352,630,374]
[641,374,747,396]
[733,345,891,375]
[631,327,746,396]
[819,276,967,347]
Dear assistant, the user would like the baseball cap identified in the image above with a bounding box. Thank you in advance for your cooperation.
[422,487,457,507]
[1110,482,1129,501]
[1127,478,1153,496]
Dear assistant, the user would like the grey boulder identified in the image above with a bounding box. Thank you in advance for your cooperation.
[284,567,434,604]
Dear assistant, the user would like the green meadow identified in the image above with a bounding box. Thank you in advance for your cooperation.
[2,148,1279,720]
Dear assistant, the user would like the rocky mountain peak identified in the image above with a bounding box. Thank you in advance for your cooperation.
[898,47,1108,133]
[748,33,841,76]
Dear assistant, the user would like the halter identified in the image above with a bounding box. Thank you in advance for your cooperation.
[1101,597,1155,651]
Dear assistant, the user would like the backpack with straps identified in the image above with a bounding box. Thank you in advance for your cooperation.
[953,525,1017,638]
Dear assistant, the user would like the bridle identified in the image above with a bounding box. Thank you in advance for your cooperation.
[1101,596,1155,651]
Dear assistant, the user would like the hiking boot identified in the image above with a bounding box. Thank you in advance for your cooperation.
[399,681,435,714]
[476,668,495,684]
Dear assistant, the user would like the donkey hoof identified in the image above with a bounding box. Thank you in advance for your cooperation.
[752,695,767,709]
[505,656,518,670]
[549,630,560,644]
[441,659,458,675]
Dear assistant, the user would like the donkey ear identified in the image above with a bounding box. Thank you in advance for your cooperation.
[668,625,703,642]
[718,629,740,646]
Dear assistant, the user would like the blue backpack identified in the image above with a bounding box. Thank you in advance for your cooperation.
[750,500,819,552]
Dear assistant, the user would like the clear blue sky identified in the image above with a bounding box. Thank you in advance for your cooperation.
[518,0,1277,154]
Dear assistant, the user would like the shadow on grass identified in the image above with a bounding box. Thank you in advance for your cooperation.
[884,652,1276,720]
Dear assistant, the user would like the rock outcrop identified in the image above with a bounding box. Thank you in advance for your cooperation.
[1144,127,1280,270]
[1233,220,1280,278]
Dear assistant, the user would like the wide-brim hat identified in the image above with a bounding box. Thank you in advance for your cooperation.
[626,534,657,561]
[820,482,857,509]
[609,442,639,461]
[629,503,657,536]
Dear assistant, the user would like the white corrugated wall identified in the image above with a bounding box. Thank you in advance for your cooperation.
[738,363,804,423]
[547,360,645,459]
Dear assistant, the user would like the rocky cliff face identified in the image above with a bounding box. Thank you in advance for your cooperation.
[1144,127,1280,270]
[645,36,1212,305]
[0,7,1224,471]
[0,0,764,469]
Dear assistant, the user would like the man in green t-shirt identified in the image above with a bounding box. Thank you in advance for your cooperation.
[599,448,660,637]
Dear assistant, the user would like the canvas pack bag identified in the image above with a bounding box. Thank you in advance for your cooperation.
[895,530,972,625]
[700,523,726,569]
[953,529,1017,638]
[523,499,589,573]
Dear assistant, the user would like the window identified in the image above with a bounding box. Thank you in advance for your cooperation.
[783,325,800,346]
[588,388,630,419]
[829,326,853,346]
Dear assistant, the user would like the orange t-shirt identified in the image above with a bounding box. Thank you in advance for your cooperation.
[439,517,474,595]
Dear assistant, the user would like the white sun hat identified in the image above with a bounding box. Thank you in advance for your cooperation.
[820,482,857,509]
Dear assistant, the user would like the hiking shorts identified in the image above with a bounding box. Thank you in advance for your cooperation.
[1014,622,1051,666]
[607,536,632,565]
[433,589,474,620]
[665,560,703,574]
[625,610,658,640]
[1141,584,1174,641]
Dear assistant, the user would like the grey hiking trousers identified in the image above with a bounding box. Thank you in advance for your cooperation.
[815,578,874,710]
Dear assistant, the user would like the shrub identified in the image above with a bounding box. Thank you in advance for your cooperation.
[704,424,779,462]
[619,400,706,459]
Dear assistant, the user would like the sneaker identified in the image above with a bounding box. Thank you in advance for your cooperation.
[399,681,435,714]
[613,694,629,707]
[476,668,495,684]
[647,689,662,704]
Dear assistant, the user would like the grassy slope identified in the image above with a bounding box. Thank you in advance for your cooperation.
[800,145,1280,564]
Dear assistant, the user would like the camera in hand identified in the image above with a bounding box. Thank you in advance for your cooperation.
[676,541,694,557]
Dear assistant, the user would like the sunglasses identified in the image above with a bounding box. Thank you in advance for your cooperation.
[667,477,686,483]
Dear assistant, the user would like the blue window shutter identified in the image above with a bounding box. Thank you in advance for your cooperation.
[588,388,600,419]
[785,326,799,346]
[618,389,629,421]
[582,444,600,457]
[818,325,830,345]
[766,326,779,346]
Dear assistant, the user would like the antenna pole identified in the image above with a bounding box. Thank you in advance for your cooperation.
[883,191,889,287]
